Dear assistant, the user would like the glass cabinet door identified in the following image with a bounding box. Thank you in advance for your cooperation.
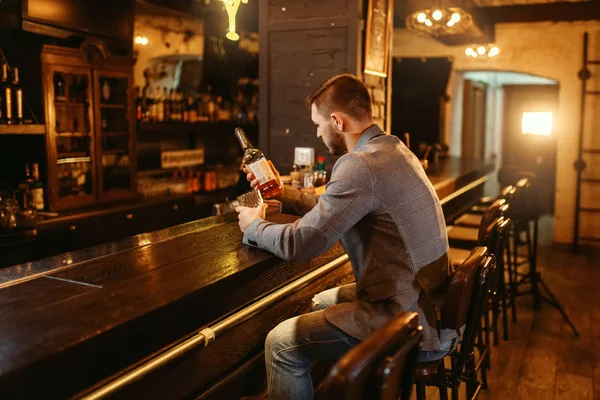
[49,66,96,209]
[94,71,135,199]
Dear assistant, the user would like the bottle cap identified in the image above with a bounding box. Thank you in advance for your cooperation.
[317,156,325,162]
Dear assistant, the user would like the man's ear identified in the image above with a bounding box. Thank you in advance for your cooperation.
[330,112,344,131]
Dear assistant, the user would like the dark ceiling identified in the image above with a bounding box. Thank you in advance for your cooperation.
[137,0,600,44]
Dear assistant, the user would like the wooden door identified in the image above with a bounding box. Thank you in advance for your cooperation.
[462,79,487,161]
[259,0,363,171]
[502,84,559,215]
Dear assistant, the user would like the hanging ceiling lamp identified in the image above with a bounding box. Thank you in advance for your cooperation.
[406,1,473,36]
[221,0,248,41]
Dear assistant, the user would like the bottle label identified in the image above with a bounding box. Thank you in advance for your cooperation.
[249,158,276,184]
[16,90,22,119]
[5,88,12,120]
[32,188,44,210]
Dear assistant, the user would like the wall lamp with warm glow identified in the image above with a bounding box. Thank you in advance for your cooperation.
[135,35,149,46]
[522,112,553,136]
[465,44,499,58]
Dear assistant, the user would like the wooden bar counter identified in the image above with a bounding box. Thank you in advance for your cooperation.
[0,157,494,399]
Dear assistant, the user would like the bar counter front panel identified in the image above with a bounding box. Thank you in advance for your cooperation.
[0,157,494,399]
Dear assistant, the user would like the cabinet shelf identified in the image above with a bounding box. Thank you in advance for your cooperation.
[102,149,129,155]
[56,132,90,137]
[100,104,127,109]
[57,152,89,158]
[102,132,129,136]
[0,124,46,135]
[55,102,85,108]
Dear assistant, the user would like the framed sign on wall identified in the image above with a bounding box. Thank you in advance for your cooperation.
[364,0,393,77]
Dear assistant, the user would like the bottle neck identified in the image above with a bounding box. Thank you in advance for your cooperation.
[234,128,253,151]
[1,65,8,82]
[13,68,19,84]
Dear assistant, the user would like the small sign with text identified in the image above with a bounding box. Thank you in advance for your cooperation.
[161,148,205,169]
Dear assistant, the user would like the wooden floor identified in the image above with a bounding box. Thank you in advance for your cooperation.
[422,245,600,400]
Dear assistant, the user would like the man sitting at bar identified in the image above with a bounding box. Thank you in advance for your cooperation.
[236,74,456,400]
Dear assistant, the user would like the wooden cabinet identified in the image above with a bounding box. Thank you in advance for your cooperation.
[42,39,136,211]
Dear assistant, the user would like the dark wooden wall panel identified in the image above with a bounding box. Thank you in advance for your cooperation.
[268,0,349,21]
[260,0,362,174]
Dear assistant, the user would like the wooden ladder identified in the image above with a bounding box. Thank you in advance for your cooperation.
[573,32,600,252]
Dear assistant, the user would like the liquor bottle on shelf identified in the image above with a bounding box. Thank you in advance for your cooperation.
[148,88,155,122]
[234,127,282,199]
[54,72,66,102]
[18,163,34,209]
[156,87,164,122]
[69,76,79,103]
[1,64,13,124]
[313,156,327,187]
[135,86,143,121]
[12,67,22,124]
[101,79,111,103]
[30,163,44,210]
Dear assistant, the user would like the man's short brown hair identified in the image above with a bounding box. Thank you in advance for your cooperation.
[305,74,372,122]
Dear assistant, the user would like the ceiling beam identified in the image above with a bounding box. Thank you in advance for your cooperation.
[485,1,600,23]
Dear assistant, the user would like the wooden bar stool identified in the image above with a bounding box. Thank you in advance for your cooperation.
[317,312,423,400]
[447,200,514,342]
[414,247,496,400]
[456,185,516,226]
[449,217,511,350]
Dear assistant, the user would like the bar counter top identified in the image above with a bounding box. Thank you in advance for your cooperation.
[0,156,494,399]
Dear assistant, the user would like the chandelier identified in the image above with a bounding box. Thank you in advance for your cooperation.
[406,6,473,36]
[465,44,500,58]
[221,0,248,41]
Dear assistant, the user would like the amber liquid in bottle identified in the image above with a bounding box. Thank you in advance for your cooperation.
[234,127,282,199]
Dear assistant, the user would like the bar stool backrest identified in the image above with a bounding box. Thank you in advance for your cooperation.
[480,216,512,259]
[477,199,509,241]
[440,247,496,384]
[510,178,539,222]
[500,185,516,202]
[318,312,423,400]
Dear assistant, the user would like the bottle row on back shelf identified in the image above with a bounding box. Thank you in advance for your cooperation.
[0,63,26,125]
[136,164,241,198]
[137,78,259,125]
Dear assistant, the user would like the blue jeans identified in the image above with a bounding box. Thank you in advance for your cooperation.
[264,284,453,400]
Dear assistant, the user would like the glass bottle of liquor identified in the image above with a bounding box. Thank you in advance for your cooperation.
[135,86,143,121]
[313,156,327,187]
[1,64,13,124]
[234,127,282,199]
[101,79,111,103]
[19,163,34,209]
[30,163,45,210]
[54,72,66,102]
[12,67,23,124]
[156,87,164,122]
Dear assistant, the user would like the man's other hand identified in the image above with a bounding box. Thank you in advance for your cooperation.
[236,203,268,233]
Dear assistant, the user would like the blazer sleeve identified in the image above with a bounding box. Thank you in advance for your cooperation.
[243,153,375,261]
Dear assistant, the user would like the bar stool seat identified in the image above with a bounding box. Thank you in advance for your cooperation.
[447,225,479,243]
[454,213,483,228]
[449,247,473,266]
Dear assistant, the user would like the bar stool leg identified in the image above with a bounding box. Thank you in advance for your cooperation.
[505,238,517,324]
[416,382,426,400]
[438,363,449,400]
[526,221,542,310]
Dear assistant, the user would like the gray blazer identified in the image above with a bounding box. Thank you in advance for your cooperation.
[243,124,456,350]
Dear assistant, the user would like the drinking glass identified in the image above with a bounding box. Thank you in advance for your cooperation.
[236,190,263,208]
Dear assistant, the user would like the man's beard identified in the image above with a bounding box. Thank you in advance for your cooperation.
[324,125,347,156]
